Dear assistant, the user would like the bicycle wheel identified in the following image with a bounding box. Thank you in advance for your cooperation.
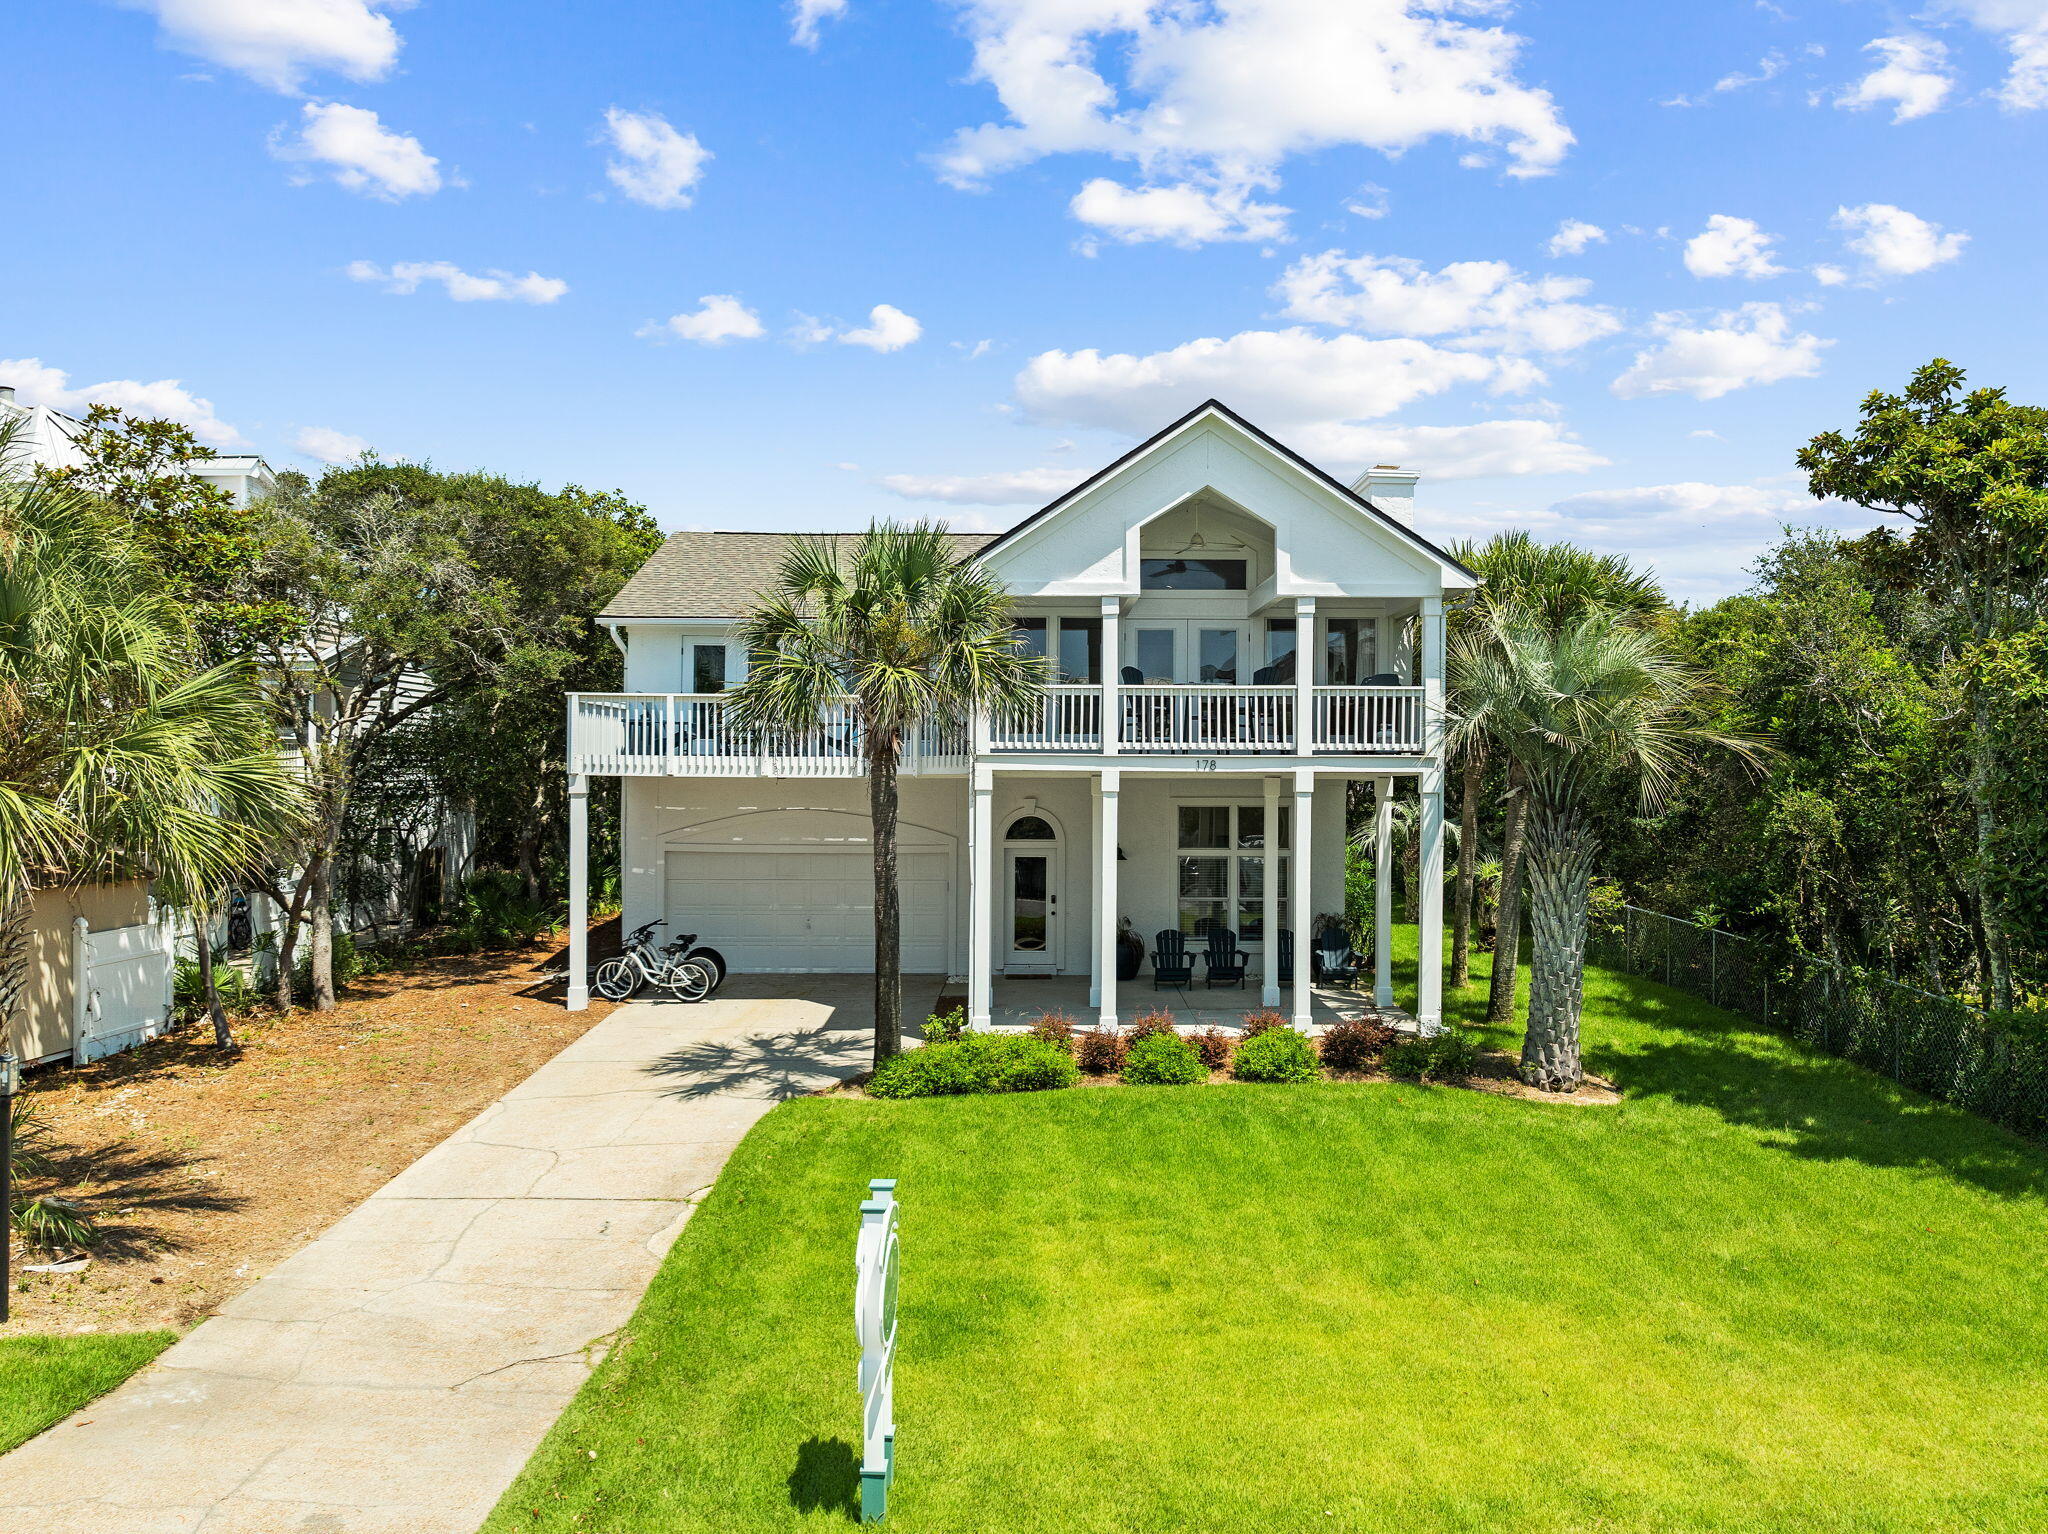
[661,958,713,1003]
[592,956,639,1001]
[683,946,726,990]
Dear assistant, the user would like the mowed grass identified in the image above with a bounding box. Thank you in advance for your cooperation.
[488,933,2048,1533]
[0,1332,174,1454]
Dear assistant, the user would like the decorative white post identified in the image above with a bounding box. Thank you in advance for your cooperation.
[855,1178,900,1523]
[566,772,590,1011]
[1099,596,1120,755]
[1417,596,1447,1034]
[1293,596,1316,752]
[1291,769,1314,1030]
[1088,786,1104,1009]
[969,770,994,1030]
[1261,775,1281,1006]
[1373,775,1394,1008]
[1096,769,1120,1029]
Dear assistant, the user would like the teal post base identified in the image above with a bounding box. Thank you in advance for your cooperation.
[859,1435,895,1523]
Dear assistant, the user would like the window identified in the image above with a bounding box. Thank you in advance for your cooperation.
[1013,616,1049,666]
[1006,815,1056,840]
[1134,628,1175,684]
[1176,804,1289,942]
[691,643,728,693]
[1057,617,1101,684]
[1197,627,1238,683]
[1324,617,1377,684]
[1262,619,1296,683]
[1141,557,1247,590]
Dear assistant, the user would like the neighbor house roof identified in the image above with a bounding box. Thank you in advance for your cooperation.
[599,529,1005,620]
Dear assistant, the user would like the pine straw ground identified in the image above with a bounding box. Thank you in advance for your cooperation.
[3,925,620,1338]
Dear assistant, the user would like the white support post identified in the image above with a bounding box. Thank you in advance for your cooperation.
[1100,596,1121,755]
[969,769,994,1030]
[1293,596,1316,753]
[1374,775,1395,1008]
[1291,769,1315,1030]
[1097,769,1120,1029]
[1417,763,1446,1034]
[1088,785,1104,1009]
[1421,595,1447,760]
[566,772,590,1010]
[1261,775,1282,1006]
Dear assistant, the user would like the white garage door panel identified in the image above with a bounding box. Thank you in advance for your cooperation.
[664,849,950,973]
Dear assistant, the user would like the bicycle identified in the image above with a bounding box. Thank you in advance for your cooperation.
[591,920,716,1003]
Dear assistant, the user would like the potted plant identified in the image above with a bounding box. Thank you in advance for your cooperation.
[1116,917,1145,982]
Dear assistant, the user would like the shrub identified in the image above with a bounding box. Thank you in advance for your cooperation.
[1318,1016,1397,1074]
[173,957,256,1022]
[868,1033,1078,1098]
[921,1007,968,1044]
[1122,1010,1179,1045]
[1232,1025,1320,1083]
[1191,1027,1234,1071]
[448,870,556,951]
[1077,1026,1126,1075]
[1120,1031,1207,1086]
[1027,1010,1079,1050]
[1239,1009,1287,1039]
[291,929,364,998]
[1384,1029,1481,1083]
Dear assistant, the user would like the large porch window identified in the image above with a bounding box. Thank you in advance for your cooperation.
[1176,804,1289,943]
[1012,614,1102,683]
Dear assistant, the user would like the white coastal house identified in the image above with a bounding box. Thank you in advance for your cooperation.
[0,384,275,504]
[565,401,1473,1033]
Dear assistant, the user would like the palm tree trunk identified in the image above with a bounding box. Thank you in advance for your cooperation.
[1450,748,1482,988]
[1521,779,1594,1092]
[193,909,233,1050]
[867,731,903,1069]
[0,887,32,1059]
[1486,761,1528,1025]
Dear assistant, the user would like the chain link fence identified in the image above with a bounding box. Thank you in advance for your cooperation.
[1589,905,2048,1142]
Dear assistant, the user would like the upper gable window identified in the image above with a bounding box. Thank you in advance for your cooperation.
[1141,557,1247,591]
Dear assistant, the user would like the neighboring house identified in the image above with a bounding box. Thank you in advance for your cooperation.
[0,384,275,504]
[565,400,1472,1034]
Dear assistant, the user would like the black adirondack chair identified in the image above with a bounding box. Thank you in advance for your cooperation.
[1151,929,1194,988]
[1274,928,1295,987]
[1203,927,1250,989]
[1313,924,1365,987]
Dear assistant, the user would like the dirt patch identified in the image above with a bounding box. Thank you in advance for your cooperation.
[1461,1051,1622,1105]
[4,927,620,1338]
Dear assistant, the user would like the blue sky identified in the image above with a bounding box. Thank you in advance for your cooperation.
[7,0,2046,600]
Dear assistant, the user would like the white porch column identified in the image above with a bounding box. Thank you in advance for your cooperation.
[1291,769,1314,1030]
[1293,596,1316,752]
[1417,764,1446,1033]
[566,772,590,1010]
[969,768,995,1030]
[1096,769,1120,1028]
[1261,775,1282,1006]
[1373,775,1395,1008]
[1088,785,1104,1009]
[1099,596,1120,755]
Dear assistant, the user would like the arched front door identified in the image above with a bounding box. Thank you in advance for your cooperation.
[1001,813,1062,975]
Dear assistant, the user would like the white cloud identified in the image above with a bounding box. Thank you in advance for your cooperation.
[1611,303,1830,400]
[878,465,1085,504]
[272,101,442,199]
[637,294,765,345]
[1936,2,2048,109]
[600,108,710,210]
[1545,219,1606,257]
[1275,251,1623,353]
[1665,49,1790,106]
[791,0,848,48]
[936,0,1573,244]
[0,356,242,445]
[1346,183,1390,220]
[1682,214,1786,279]
[1322,419,1607,479]
[125,0,405,93]
[346,260,568,303]
[836,304,923,352]
[1069,176,1289,246]
[292,424,370,462]
[1836,35,1953,122]
[1812,263,1849,286]
[1832,202,1968,276]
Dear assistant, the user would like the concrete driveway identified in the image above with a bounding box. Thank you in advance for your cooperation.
[0,974,942,1534]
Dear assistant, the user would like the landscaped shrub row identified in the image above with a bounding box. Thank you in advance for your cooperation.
[869,1008,1480,1097]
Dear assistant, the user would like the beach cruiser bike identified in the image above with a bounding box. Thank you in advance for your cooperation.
[591,920,727,1002]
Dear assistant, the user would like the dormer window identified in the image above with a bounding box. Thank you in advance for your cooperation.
[1141,558,1246,591]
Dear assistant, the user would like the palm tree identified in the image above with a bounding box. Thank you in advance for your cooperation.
[1449,608,1765,1090]
[0,421,307,1068]
[1445,533,1667,1019]
[725,523,1044,1067]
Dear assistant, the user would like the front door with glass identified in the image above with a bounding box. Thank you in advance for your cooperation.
[1001,814,1061,973]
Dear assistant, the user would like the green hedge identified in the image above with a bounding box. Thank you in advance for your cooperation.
[868,1033,1079,1099]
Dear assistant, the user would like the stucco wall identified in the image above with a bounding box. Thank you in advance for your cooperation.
[14,880,153,1064]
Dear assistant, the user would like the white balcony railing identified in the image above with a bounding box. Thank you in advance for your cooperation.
[568,686,1427,775]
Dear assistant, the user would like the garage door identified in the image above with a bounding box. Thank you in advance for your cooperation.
[663,848,952,974]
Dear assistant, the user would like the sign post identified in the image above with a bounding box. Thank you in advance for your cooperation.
[855,1178,899,1523]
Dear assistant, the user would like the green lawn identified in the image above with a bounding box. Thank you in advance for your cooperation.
[0,1331,175,1455]
[487,934,2048,1533]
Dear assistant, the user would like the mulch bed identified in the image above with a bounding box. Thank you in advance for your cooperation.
[3,925,622,1338]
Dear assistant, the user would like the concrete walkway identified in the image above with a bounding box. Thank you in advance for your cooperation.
[0,975,939,1534]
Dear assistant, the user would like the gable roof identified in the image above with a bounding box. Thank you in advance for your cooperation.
[600,529,1004,620]
[979,398,1479,582]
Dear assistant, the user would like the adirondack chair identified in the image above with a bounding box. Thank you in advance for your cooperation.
[1313,924,1365,987]
[1151,929,1194,988]
[1203,927,1250,989]
[1274,928,1295,987]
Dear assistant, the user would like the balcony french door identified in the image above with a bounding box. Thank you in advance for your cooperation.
[1123,621,1243,684]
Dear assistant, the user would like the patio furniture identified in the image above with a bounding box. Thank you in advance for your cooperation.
[1151,929,1194,988]
[1202,927,1250,989]
[1275,927,1294,986]
[1313,924,1365,987]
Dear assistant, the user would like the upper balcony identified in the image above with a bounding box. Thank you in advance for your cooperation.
[568,684,1428,777]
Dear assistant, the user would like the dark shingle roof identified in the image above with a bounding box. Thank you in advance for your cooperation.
[599,529,1006,620]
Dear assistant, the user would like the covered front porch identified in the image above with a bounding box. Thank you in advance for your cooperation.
[986,974,1415,1034]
